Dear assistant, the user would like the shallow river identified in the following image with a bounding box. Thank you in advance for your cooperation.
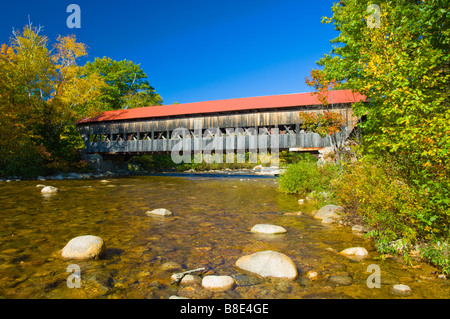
[0,175,448,299]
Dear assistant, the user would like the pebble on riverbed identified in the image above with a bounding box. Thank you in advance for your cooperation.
[306,271,319,280]
[250,224,287,234]
[351,225,367,233]
[339,247,369,260]
[41,186,59,194]
[180,274,202,286]
[146,208,173,216]
[201,275,235,292]
[391,284,412,295]
[327,274,353,286]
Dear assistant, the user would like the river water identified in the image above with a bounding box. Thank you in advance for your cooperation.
[0,175,448,299]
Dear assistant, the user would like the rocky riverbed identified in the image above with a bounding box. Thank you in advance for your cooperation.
[0,175,448,299]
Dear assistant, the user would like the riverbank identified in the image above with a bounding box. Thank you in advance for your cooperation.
[0,166,285,182]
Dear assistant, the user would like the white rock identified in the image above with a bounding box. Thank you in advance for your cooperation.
[41,186,59,194]
[250,224,287,234]
[340,247,369,259]
[391,284,411,295]
[201,275,235,292]
[61,235,106,260]
[235,250,298,280]
[306,271,318,280]
[146,208,173,216]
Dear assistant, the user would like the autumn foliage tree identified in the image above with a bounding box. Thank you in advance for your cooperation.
[302,69,346,153]
[313,0,449,266]
[0,23,164,177]
[0,24,106,176]
[304,69,338,106]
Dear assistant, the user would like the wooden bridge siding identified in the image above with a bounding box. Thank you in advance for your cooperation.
[80,106,355,135]
[83,131,344,153]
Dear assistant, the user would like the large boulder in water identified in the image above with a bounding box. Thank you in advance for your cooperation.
[61,235,106,260]
[235,250,297,280]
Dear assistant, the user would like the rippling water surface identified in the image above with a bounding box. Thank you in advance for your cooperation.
[0,176,448,299]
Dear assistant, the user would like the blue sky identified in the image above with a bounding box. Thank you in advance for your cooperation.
[1,1,339,105]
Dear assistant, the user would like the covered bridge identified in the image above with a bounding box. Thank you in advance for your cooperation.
[76,89,364,157]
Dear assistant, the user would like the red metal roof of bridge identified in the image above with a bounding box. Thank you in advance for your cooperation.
[77,89,365,124]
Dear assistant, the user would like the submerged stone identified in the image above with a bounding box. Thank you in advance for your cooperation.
[41,186,59,194]
[391,284,412,295]
[146,208,173,216]
[340,247,369,259]
[250,224,287,234]
[314,204,343,220]
[327,274,353,286]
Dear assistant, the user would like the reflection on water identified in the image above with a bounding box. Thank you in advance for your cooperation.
[0,176,448,299]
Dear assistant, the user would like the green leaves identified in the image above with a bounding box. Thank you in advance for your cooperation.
[0,24,163,177]
[82,57,163,111]
[277,161,338,197]
[313,0,450,269]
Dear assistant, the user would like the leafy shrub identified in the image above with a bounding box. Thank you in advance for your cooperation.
[130,154,179,171]
[330,156,449,272]
[279,151,317,167]
[331,157,419,249]
[277,160,340,197]
[420,240,450,274]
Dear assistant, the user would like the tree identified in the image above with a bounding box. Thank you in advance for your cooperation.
[303,69,346,154]
[82,57,163,111]
[304,69,338,106]
[0,23,106,176]
[316,0,449,240]
[298,110,346,153]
